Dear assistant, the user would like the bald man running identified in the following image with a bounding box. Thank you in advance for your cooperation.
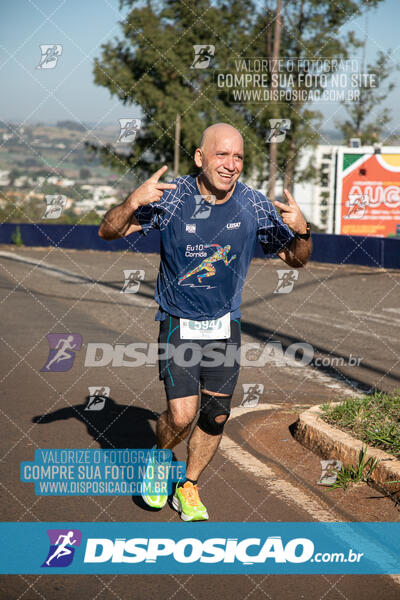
[99,123,312,521]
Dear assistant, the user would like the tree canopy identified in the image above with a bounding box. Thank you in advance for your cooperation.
[90,0,388,189]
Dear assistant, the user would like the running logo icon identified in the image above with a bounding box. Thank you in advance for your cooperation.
[117,119,141,143]
[121,270,145,293]
[42,529,82,567]
[344,194,370,219]
[317,460,342,486]
[266,119,291,143]
[190,45,215,69]
[192,195,216,219]
[240,384,264,407]
[86,386,110,411]
[43,195,67,219]
[274,269,299,294]
[41,334,82,372]
[36,45,63,69]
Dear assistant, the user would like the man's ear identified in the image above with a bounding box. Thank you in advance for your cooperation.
[194,148,203,168]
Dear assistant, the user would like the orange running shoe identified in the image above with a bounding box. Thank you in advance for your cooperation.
[172,481,209,521]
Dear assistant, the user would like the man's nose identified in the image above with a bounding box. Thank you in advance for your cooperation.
[223,156,236,171]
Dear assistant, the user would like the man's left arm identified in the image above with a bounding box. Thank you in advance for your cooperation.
[274,189,312,268]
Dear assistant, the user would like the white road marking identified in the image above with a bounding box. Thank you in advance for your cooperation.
[383,308,400,314]
[224,403,336,522]
[296,311,399,345]
[0,251,155,307]
[352,309,400,328]
[225,403,400,585]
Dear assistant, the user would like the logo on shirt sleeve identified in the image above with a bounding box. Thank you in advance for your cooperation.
[186,224,196,233]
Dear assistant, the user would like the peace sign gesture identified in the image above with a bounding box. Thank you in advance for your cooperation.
[274,188,307,235]
[131,165,177,207]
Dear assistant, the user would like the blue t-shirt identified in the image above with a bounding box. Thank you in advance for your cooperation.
[135,175,294,320]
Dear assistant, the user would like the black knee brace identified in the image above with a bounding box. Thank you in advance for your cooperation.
[197,392,232,436]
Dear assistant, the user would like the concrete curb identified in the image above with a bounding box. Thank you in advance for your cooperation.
[294,403,400,500]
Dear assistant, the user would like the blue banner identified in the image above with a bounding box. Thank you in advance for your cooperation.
[1,522,399,574]
[2,223,400,268]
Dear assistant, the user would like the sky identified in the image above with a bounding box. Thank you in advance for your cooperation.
[1,0,400,134]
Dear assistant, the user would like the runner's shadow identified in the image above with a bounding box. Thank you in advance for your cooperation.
[32,396,158,450]
[32,396,177,513]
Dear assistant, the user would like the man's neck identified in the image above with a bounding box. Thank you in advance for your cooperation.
[196,174,236,204]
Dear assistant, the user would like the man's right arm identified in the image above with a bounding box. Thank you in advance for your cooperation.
[98,194,142,240]
[98,165,177,240]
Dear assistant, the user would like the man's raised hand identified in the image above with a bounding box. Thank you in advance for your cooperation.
[274,188,307,235]
[129,165,177,208]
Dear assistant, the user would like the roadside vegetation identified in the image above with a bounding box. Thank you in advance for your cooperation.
[328,445,378,490]
[321,391,400,459]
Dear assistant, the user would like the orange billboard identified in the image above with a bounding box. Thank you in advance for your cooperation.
[336,151,400,237]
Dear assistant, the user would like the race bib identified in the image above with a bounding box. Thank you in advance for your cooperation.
[180,313,231,340]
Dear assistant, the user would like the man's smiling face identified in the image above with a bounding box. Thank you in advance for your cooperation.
[195,124,244,195]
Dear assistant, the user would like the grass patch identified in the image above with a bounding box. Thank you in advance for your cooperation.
[328,445,378,490]
[320,391,400,459]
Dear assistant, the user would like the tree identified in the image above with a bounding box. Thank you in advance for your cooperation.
[246,0,385,194]
[90,0,386,194]
[89,0,266,180]
[8,168,23,185]
[267,0,282,202]
[337,51,398,145]
[79,167,91,180]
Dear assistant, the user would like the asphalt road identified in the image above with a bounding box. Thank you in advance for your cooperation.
[1,246,400,599]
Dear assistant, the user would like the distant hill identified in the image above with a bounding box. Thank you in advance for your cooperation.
[56,120,86,132]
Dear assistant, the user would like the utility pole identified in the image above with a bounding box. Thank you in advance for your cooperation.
[267,0,282,202]
[174,113,181,179]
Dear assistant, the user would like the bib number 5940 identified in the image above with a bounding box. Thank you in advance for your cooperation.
[180,313,231,339]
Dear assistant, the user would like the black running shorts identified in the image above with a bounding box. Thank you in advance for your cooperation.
[158,315,241,401]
